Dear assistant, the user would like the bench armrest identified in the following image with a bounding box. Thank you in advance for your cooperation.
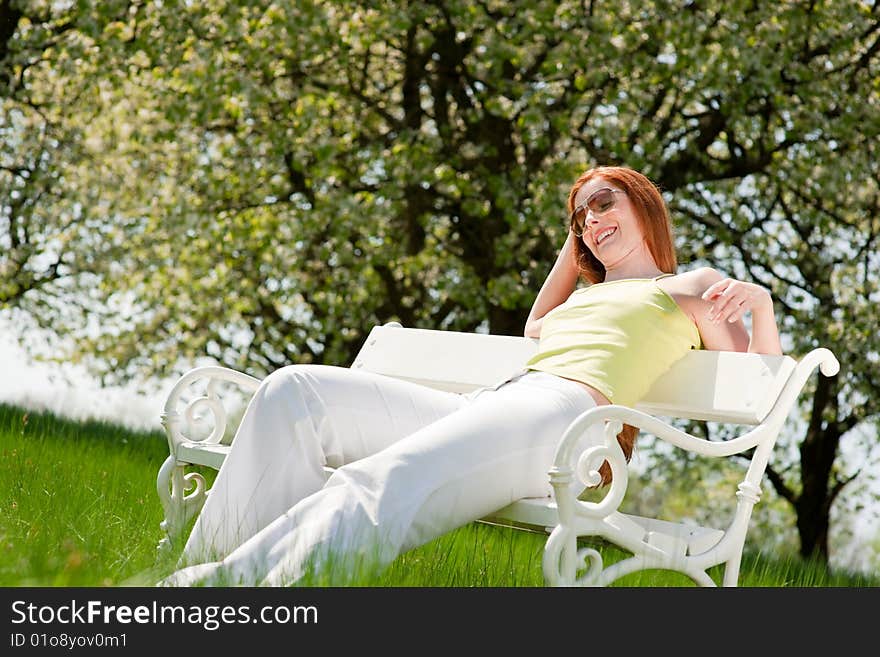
[161,366,261,454]
[549,347,839,525]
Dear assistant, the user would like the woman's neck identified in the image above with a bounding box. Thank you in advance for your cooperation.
[603,266,665,282]
[602,249,664,282]
[605,259,664,281]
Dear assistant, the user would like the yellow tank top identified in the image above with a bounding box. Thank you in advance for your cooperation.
[525,274,702,407]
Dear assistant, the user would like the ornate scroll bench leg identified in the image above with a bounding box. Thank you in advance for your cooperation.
[543,417,633,587]
[156,455,209,553]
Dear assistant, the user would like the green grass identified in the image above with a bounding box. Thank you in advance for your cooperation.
[0,403,173,586]
[1,402,876,588]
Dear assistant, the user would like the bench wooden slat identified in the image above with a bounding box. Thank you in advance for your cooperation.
[352,324,538,393]
[637,350,796,424]
[352,324,797,424]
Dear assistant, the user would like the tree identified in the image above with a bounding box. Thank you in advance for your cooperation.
[0,0,135,349]
[1,0,76,310]
[5,0,879,565]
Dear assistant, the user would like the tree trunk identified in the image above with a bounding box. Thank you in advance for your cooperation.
[0,1,23,65]
[793,374,841,561]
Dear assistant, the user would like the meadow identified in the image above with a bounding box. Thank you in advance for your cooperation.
[1,402,876,588]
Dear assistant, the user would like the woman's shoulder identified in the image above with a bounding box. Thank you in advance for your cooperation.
[660,267,723,297]
[656,267,722,322]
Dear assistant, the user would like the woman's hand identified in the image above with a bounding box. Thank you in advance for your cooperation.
[701,277,773,325]
[699,274,782,355]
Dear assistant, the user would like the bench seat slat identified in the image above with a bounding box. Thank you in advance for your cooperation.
[177,442,229,470]
[484,498,724,556]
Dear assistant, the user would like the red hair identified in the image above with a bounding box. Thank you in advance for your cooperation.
[568,166,677,283]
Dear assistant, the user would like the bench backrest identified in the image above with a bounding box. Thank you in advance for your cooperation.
[352,323,797,425]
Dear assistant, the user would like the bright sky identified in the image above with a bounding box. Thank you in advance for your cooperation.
[0,318,170,432]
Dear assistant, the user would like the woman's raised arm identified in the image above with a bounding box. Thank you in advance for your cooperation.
[524,232,581,338]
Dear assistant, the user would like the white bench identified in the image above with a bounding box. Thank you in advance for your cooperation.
[157,322,839,587]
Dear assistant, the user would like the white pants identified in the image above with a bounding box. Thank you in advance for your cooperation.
[164,365,599,586]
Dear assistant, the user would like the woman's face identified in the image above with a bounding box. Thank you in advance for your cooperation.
[572,178,645,269]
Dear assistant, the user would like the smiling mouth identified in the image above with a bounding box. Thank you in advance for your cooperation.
[596,226,617,245]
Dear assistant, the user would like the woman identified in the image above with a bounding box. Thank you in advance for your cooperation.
[161,165,781,586]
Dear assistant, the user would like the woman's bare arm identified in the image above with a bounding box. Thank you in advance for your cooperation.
[694,268,783,355]
[524,232,581,338]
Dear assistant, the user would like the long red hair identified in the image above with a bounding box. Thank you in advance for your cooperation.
[568,166,677,283]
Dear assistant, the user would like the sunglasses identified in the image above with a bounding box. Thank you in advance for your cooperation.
[570,187,627,237]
